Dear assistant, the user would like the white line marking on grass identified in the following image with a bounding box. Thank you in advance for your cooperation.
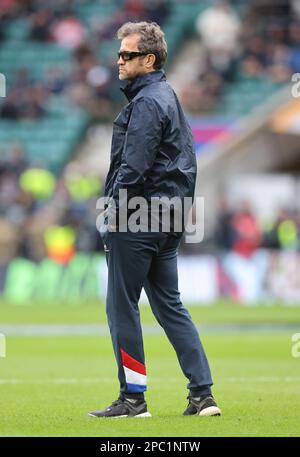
[0,378,109,385]
[1,376,300,385]
[0,377,180,385]
[1,323,299,336]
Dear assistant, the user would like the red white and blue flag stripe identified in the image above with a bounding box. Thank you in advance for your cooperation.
[120,348,147,393]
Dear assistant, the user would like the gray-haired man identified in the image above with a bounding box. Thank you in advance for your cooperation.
[89,22,221,418]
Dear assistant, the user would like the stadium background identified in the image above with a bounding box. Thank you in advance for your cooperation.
[0,0,300,437]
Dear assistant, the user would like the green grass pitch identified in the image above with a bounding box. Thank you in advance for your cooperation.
[0,301,300,436]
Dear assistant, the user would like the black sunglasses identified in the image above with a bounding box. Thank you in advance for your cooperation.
[117,51,150,61]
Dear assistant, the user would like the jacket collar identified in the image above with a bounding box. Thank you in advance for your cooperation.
[120,69,166,101]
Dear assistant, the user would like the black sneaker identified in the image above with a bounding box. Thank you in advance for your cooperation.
[183,395,221,416]
[88,395,151,418]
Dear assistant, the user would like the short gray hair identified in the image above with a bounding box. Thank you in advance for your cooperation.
[117,21,167,70]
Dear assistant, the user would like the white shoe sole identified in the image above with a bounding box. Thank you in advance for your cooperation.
[199,406,221,416]
[134,412,152,418]
[88,411,152,418]
[111,412,152,418]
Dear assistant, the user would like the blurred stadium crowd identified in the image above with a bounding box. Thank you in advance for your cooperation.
[181,0,300,112]
[0,0,170,120]
[214,200,300,255]
[0,143,103,263]
[0,0,299,266]
[0,0,172,264]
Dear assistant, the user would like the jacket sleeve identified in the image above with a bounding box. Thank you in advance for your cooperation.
[111,97,163,203]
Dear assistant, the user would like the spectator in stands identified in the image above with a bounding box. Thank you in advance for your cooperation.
[264,208,299,251]
[85,63,112,118]
[44,224,76,264]
[145,0,170,26]
[288,21,300,73]
[241,35,268,69]
[6,144,28,178]
[11,68,34,92]
[241,55,265,78]
[70,44,113,118]
[18,84,47,119]
[44,66,69,95]
[29,9,53,42]
[267,43,292,83]
[19,166,56,202]
[265,19,287,46]
[230,201,262,257]
[123,0,147,20]
[196,0,241,82]
[215,198,235,251]
[0,91,19,119]
[62,204,99,253]
[50,12,86,49]
[0,167,19,212]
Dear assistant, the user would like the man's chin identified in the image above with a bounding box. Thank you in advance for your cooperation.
[118,73,128,81]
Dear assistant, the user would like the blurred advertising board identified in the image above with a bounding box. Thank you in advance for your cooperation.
[0,251,300,305]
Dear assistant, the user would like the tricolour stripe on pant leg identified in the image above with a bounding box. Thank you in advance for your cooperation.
[120,348,147,393]
[126,383,147,393]
[120,348,146,375]
[124,366,147,386]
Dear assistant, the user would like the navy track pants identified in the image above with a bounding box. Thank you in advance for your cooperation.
[101,229,213,397]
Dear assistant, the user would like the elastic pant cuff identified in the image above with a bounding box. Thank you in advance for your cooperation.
[189,387,212,398]
[122,392,145,401]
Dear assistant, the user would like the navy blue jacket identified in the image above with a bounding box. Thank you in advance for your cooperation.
[104,70,197,230]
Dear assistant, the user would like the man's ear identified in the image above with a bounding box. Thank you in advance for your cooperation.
[146,53,156,69]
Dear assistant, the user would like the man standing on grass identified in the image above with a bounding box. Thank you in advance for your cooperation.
[89,21,221,418]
